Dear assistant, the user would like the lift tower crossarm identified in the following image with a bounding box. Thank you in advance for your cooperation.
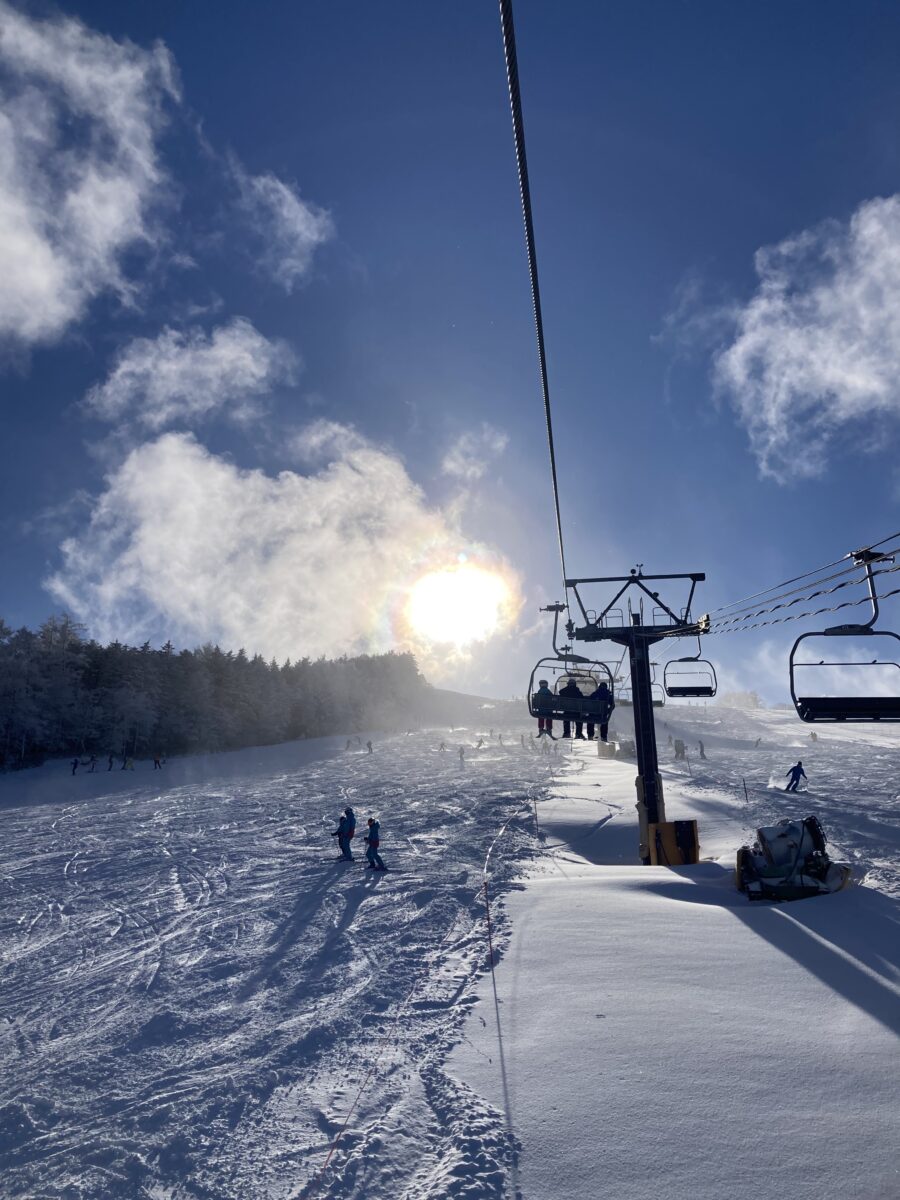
[563,569,709,863]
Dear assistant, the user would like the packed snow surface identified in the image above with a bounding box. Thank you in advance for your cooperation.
[1,706,898,1198]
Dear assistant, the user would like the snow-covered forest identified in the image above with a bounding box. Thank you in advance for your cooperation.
[0,616,427,768]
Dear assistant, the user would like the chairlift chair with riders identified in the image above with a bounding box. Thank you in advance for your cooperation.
[789,548,900,722]
[664,639,718,699]
[528,657,616,724]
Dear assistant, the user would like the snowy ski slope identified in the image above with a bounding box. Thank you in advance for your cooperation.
[1,707,898,1198]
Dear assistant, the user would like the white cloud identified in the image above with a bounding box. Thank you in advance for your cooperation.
[715,195,900,481]
[288,417,370,464]
[45,426,522,669]
[233,160,334,292]
[0,1,178,345]
[83,318,296,430]
[441,423,510,481]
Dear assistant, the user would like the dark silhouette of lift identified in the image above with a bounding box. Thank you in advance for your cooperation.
[790,548,900,722]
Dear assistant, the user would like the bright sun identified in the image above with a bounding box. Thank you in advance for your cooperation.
[405,563,512,647]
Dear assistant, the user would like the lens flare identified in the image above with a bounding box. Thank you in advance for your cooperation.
[405,563,514,647]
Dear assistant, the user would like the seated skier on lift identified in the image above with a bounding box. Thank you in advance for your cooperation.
[559,677,585,739]
[535,678,556,738]
[586,680,615,742]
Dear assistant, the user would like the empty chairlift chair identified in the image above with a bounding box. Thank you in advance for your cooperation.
[789,548,900,723]
[664,659,718,699]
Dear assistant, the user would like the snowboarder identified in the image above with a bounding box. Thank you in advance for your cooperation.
[331,811,354,860]
[71,757,79,775]
[559,678,585,739]
[586,681,614,742]
[785,761,806,793]
[698,739,706,761]
[535,679,556,739]
[366,740,373,754]
[365,817,386,871]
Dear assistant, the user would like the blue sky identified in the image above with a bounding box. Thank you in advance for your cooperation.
[2,0,899,701]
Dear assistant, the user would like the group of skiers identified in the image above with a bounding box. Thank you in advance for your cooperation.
[71,752,163,774]
[534,677,615,741]
[331,805,386,870]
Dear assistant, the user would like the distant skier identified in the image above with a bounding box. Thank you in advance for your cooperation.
[698,739,706,761]
[153,753,162,770]
[332,811,354,860]
[498,733,503,745]
[365,817,386,871]
[125,757,135,771]
[107,753,114,772]
[439,741,447,752]
[754,737,762,749]
[667,734,673,747]
[345,738,352,751]
[535,679,555,739]
[809,731,818,742]
[366,740,373,754]
[586,681,614,742]
[520,734,526,748]
[785,761,806,793]
[71,757,79,775]
[673,739,686,761]
[475,737,484,749]
[88,755,97,773]
[344,806,357,849]
[458,745,466,765]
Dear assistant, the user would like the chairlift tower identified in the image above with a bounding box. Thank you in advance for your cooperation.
[565,569,709,864]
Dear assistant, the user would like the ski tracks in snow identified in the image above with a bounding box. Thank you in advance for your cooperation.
[0,735,554,1198]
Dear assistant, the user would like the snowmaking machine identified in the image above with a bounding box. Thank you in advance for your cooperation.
[735,815,851,902]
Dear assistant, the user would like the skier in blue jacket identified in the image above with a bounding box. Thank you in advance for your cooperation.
[785,761,806,793]
[332,812,354,860]
[365,817,387,871]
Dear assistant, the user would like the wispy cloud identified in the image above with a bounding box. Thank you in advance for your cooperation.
[0,1,178,346]
[45,425,522,668]
[232,159,334,292]
[714,196,900,481]
[83,318,296,430]
[441,423,509,481]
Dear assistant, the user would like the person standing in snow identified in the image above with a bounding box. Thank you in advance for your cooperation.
[153,753,163,770]
[785,761,806,793]
[439,741,447,751]
[71,757,79,775]
[344,806,356,849]
[458,745,466,765]
[365,817,386,871]
[366,740,373,754]
[698,740,706,760]
[107,753,114,771]
[332,811,354,860]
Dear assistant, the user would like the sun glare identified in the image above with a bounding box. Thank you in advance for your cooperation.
[405,563,512,647]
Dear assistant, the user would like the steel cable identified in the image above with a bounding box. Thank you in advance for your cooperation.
[498,0,568,592]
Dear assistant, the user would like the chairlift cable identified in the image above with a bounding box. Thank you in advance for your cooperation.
[709,529,900,617]
[498,0,568,595]
[710,561,900,633]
